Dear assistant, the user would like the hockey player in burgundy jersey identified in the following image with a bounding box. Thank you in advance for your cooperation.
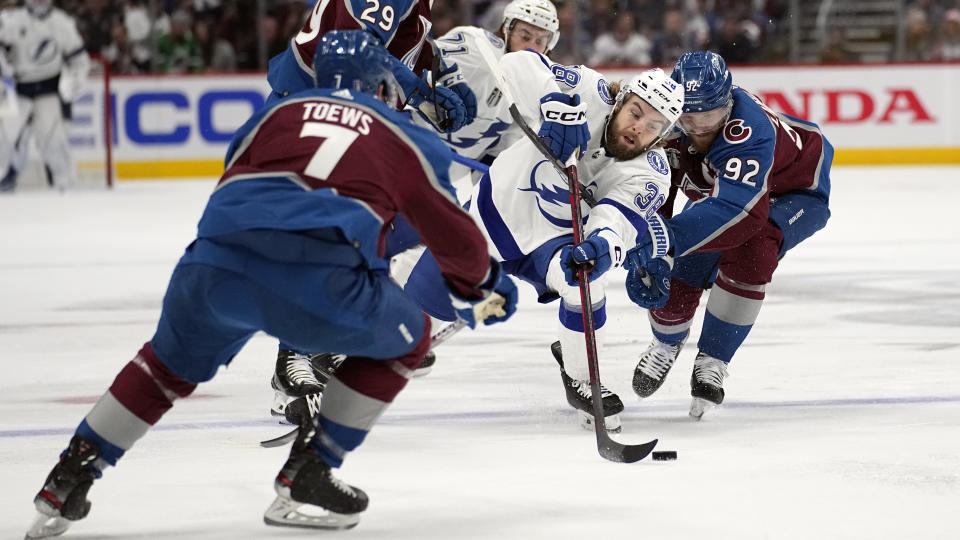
[25,31,517,538]
[265,0,480,405]
[622,51,833,419]
[266,0,476,134]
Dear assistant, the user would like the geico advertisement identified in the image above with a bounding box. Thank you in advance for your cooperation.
[67,65,958,175]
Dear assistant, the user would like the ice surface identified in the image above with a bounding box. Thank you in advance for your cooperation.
[1,168,958,539]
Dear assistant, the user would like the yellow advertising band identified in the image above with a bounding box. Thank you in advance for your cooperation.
[107,148,960,181]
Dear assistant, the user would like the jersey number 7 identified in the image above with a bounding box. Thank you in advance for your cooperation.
[300,122,360,181]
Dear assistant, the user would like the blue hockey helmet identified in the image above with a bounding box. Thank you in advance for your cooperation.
[312,30,399,106]
[669,51,732,113]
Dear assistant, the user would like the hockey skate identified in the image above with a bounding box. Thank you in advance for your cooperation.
[689,352,729,420]
[550,341,624,433]
[26,435,101,539]
[270,350,335,418]
[632,337,684,398]
[263,420,368,530]
[413,350,436,377]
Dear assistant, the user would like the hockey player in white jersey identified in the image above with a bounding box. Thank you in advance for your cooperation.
[0,0,89,192]
[403,50,684,431]
[423,0,560,187]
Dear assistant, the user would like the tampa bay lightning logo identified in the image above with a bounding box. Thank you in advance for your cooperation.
[32,39,59,65]
[647,151,669,176]
[517,160,574,228]
[484,30,504,49]
[597,79,614,105]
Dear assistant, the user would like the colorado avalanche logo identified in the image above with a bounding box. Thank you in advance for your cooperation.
[647,151,669,176]
[722,119,752,144]
[597,79,614,105]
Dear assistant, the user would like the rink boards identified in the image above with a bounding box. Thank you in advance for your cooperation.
[65,62,960,181]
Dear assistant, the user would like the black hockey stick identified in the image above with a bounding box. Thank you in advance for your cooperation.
[472,39,656,463]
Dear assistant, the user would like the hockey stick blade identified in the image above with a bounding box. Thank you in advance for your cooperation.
[596,422,658,463]
[260,427,299,448]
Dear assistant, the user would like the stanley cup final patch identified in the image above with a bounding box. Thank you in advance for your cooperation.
[647,152,669,176]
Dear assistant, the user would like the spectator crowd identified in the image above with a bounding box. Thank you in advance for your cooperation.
[18,0,959,75]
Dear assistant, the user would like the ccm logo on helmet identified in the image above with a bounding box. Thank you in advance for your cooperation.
[544,110,587,122]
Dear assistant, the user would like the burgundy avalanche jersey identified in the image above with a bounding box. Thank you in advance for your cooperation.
[267,0,434,99]
[664,87,833,256]
[199,88,491,299]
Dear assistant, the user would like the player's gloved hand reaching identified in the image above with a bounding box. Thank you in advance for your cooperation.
[560,229,616,285]
[623,214,674,309]
[390,56,470,133]
[538,92,589,164]
[449,259,519,328]
[430,60,477,127]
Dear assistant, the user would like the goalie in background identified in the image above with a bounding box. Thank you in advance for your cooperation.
[0,0,89,192]
[25,30,517,539]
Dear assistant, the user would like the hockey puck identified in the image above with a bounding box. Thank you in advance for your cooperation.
[651,451,677,461]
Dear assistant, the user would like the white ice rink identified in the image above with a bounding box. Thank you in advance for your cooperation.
[1,166,958,539]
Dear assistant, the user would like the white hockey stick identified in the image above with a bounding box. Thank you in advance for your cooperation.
[472,39,657,463]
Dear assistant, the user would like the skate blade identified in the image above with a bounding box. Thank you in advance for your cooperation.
[577,411,622,433]
[263,494,360,530]
[411,366,432,378]
[25,510,70,539]
[689,397,716,420]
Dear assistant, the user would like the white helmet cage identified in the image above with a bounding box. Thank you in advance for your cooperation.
[615,68,685,146]
[502,0,560,52]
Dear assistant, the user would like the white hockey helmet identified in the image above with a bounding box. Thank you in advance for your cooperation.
[615,68,685,142]
[26,0,53,17]
[502,0,560,52]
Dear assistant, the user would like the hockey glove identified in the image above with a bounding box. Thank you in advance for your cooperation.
[623,214,674,309]
[431,60,477,127]
[623,214,674,271]
[625,266,671,309]
[449,259,519,328]
[538,92,589,164]
[559,230,613,285]
[390,56,468,133]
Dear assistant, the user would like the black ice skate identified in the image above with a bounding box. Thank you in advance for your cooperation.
[263,421,368,530]
[550,341,624,433]
[271,349,331,418]
[689,352,729,420]
[26,435,101,539]
[413,350,436,377]
[633,337,684,398]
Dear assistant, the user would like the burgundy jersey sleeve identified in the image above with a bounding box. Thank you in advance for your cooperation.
[290,0,434,78]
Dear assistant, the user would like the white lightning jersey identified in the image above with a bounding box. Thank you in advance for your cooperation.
[0,7,86,83]
[413,27,522,167]
[466,50,673,266]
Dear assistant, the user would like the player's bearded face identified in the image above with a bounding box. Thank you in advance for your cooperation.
[604,96,669,161]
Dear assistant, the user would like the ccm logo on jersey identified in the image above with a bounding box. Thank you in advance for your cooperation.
[544,110,587,123]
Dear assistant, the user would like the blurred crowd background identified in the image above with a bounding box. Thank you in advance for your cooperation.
[19,0,960,74]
